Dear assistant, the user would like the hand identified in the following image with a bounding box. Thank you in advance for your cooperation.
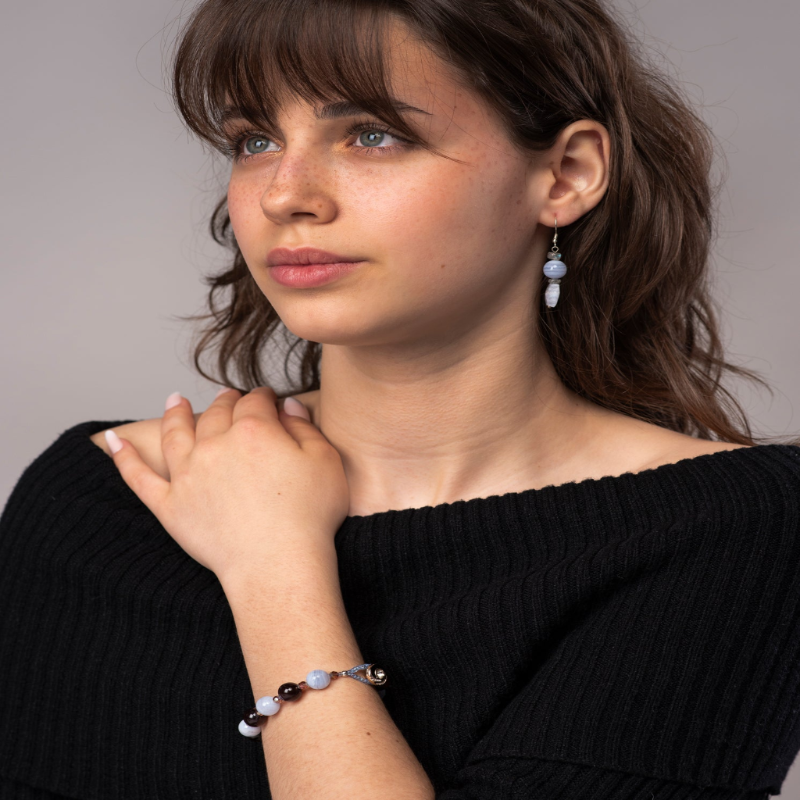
[104,387,350,588]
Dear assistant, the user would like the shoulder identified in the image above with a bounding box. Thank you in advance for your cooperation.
[619,421,800,490]
[89,413,203,481]
[592,411,755,474]
[1,417,223,588]
[636,430,800,542]
[635,433,751,472]
[583,412,800,513]
[89,417,166,476]
[1,419,151,568]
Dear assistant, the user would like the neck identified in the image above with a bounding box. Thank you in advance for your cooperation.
[301,325,604,517]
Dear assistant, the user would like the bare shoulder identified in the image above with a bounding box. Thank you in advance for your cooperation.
[641,436,749,470]
[611,415,751,475]
[89,413,203,480]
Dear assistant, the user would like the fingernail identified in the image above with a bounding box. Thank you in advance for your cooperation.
[283,396,310,420]
[214,387,233,399]
[165,391,182,411]
[104,429,123,454]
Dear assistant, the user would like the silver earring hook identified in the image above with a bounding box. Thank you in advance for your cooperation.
[548,217,559,258]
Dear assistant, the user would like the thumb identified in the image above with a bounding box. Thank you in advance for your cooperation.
[104,429,170,510]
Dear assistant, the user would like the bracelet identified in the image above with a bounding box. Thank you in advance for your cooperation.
[238,662,388,737]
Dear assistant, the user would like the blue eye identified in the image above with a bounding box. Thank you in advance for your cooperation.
[346,122,412,154]
[357,130,392,147]
[243,135,277,156]
[224,120,414,164]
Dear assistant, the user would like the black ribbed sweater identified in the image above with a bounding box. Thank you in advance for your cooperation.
[2,419,800,799]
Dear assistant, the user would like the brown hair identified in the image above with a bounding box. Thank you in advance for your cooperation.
[169,0,794,445]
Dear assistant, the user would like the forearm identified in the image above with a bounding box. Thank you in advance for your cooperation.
[221,549,435,800]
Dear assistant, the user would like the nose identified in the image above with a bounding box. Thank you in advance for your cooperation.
[258,146,338,225]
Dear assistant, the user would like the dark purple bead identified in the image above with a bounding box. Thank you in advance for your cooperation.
[278,682,302,701]
[243,707,262,727]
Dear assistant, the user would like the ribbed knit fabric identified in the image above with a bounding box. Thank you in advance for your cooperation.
[2,419,800,799]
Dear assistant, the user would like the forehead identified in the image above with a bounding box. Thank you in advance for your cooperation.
[231,26,460,112]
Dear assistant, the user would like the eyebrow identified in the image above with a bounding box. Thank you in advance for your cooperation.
[219,100,431,126]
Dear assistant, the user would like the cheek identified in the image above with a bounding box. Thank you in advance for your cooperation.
[361,164,513,246]
[373,161,530,287]
[226,179,265,252]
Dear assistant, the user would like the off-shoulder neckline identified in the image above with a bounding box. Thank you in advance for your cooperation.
[67,418,799,524]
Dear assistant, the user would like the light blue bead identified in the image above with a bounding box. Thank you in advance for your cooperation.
[306,669,332,689]
[256,694,281,716]
[239,719,262,737]
[543,260,567,279]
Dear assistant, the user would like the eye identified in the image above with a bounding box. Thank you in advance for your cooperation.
[240,134,279,158]
[220,131,279,163]
[347,123,412,155]
[223,120,415,164]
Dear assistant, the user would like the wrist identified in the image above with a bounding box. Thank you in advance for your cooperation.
[219,542,341,602]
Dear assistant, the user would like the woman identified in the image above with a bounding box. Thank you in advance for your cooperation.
[1,0,799,797]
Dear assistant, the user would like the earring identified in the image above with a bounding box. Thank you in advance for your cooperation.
[543,218,567,308]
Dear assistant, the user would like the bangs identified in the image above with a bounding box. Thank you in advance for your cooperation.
[171,0,444,157]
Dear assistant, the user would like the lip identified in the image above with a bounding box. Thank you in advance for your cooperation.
[267,246,362,267]
[268,261,365,288]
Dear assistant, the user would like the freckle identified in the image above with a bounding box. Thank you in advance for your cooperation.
[440,263,446,269]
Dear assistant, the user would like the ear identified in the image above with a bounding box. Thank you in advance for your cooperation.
[531,120,611,229]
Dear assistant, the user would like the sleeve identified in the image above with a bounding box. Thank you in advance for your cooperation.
[432,463,800,799]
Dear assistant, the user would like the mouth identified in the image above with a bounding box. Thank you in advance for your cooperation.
[267,259,365,288]
[267,246,363,267]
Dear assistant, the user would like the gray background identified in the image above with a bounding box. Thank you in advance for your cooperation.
[1,0,799,791]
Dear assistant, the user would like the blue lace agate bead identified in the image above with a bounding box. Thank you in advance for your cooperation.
[239,719,262,737]
[543,259,567,279]
[306,669,332,689]
[544,283,561,308]
[256,695,282,716]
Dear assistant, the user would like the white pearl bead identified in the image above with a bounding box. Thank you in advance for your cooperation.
[238,719,262,737]
[545,282,561,308]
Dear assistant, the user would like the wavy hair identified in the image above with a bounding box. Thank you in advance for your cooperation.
[169,0,792,445]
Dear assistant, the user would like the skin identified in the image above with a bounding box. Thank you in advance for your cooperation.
[91,20,746,514]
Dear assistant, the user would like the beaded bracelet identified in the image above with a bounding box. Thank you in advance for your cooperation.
[238,662,388,737]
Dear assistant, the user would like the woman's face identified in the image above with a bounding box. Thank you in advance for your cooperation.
[225,21,548,348]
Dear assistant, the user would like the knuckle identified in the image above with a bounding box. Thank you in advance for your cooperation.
[161,427,186,450]
[233,415,268,439]
[128,469,149,496]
